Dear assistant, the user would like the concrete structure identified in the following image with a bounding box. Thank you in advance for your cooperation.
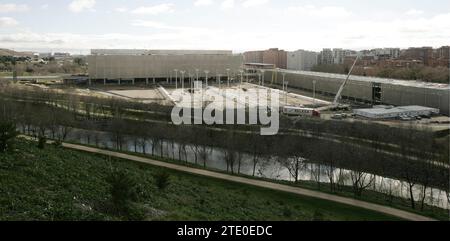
[354,106,440,119]
[88,49,243,84]
[265,70,450,115]
[287,50,318,71]
[244,48,287,69]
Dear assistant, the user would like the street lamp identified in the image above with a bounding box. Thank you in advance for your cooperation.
[239,70,244,87]
[260,70,265,86]
[282,73,286,91]
[217,73,221,88]
[180,70,185,90]
[174,69,178,89]
[285,81,289,106]
[204,70,210,87]
[195,69,200,83]
[313,80,317,105]
[226,68,230,87]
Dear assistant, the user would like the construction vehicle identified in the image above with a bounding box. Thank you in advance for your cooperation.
[317,55,360,112]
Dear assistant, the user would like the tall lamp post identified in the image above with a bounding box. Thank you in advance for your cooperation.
[313,80,317,105]
[285,81,289,106]
[282,72,286,91]
[180,70,185,91]
[239,70,244,88]
[260,70,265,86]
[204,70,209,88]
[226,69,230,87]
[217,74,221,88]
[174,69,178,89]
[195,69,200,83]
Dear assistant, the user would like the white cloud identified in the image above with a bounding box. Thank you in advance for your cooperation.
[285,5,351,18]
[0,3,29,13]
[131,20,173,29]
[405,9,424,16]
[68,0,96,13]
[114,7,128,13]
[132,3,175,15]
[221,0,235,10]
[242,0,269,8]
[194,0,214,7]
[0,17,19,27]
[40,4,50,10]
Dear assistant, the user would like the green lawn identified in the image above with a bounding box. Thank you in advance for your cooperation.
[0,140,401,221]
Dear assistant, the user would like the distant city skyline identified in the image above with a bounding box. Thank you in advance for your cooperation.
[1,0,449,54]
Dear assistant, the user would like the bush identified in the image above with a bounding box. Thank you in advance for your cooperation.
[154,171,170,190]
[0,121,18,152]
[37,136,47,149]
[312,210,325,221]
[106,169,138,211]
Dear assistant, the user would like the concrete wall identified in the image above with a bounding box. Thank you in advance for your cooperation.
[88,54,244,80]
[265,70,450,115]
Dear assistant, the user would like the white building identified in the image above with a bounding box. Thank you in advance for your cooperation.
[287,50,318,71]
[353,105,440,119]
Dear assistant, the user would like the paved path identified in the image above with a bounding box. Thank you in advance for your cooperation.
[59,141,436,221]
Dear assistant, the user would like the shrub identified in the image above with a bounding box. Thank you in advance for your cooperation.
[0,121,18,152]
[37,136,47,149]
[106,169,138,211]
[312,210,324,221]
[154,171,170,190]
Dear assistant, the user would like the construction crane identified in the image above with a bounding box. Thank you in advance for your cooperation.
[333,55,360,105]
[316,55,360,113]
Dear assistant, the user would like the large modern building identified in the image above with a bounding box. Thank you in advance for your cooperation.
[265,69,450,115]
[287,50,318,71]
[87,49,244,84]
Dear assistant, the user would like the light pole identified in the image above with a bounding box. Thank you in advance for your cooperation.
[226,68,230,87]
[313,80,317,105]
[260,70,265,86]
[195,69,199,83]
[204,70,209,87]
[217,74,221,88]
[180,70,185,91]
[282,73,286,91]
[239,70,244,88]
[285,81,289,106]
[174,69,178,89]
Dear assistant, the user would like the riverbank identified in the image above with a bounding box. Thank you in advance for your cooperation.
[0,139,402,221]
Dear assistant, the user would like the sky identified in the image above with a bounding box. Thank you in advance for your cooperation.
[0,0,449,54]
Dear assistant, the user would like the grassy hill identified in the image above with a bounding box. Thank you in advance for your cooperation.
[0,139,401,221]
[0,48,33,57]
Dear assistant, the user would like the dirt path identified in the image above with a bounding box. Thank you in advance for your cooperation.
[58,141,436,221]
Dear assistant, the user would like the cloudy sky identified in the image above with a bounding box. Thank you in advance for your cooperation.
[0,0,449,54]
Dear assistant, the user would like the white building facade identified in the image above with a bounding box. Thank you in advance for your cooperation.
[287,50,318,71]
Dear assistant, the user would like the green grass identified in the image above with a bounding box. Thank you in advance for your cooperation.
[0,139,402,221]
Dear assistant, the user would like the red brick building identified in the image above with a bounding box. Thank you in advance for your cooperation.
[400,47,434,66]
[244,48,287,69]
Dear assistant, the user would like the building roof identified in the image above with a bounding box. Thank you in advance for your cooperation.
[91,49,233,56]
[355,105,439,115]
[276,69,450,90]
